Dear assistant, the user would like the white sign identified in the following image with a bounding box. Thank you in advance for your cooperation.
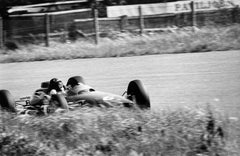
[173,0,240,13]
[107,3,169,17]
[107,0,240,17]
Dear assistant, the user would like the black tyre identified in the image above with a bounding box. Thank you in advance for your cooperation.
[66,76,85,87]
[127,80,150,109]
[51,94,69,110]
[0,90,16,112]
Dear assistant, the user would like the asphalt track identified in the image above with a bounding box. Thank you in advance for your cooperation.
[1,50,240,116]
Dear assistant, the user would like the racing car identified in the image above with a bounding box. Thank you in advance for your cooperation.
[0,76,150,115]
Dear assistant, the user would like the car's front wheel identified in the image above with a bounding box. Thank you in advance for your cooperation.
[0,90,17,112]
[127,80,150,109]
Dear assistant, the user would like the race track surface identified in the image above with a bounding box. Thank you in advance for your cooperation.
[1,50,240,116]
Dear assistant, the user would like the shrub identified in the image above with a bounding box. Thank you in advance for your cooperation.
[0,107,239,156]
[0,25,240,63]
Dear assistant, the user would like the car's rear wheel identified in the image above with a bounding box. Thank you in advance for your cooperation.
[0,90,17,112]
[127,80,150,109]
[51,94,69,110]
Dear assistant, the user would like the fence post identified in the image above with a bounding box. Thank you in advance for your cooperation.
[45,14,50,47]
[139,6,144,35]
[190,1,196,30]
[120,15,128,32]
[0,17,3,48]
[232,6,239,23]
[94,9,99,45]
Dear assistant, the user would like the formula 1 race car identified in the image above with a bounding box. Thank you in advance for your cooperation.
[0,76,150,115]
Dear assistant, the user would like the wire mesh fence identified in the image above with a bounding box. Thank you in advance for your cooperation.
[0,1,240,47]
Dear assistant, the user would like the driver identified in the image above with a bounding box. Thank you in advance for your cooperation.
[30,78,66,106]
[27,78,67,115]
[47,78,66,95]
[66,76,94,96]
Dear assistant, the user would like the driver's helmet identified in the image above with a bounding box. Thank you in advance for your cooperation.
[48,78,64,93]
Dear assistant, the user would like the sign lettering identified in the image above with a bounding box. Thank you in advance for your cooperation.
[107,0,240,17]
[174,0,240,13]
[175,2,191,12]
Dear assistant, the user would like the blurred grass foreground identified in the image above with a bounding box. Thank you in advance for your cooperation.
[0,25,240,63]
[0,106,240,156]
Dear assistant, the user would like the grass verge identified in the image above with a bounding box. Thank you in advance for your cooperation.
[0,106,239,156]
[0,25,240,63]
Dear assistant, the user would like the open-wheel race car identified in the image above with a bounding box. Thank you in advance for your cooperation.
[0,76,150,115]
